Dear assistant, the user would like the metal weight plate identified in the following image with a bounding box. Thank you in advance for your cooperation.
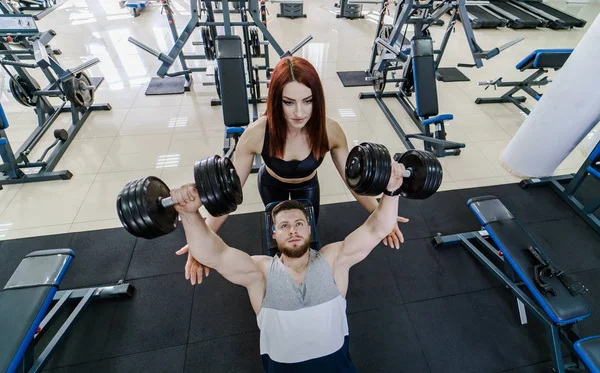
[397,150,442,199]
[372,69,386,95]
[63,72,95,108]
[119,180,144,237]
[140,176,178,237]
[9,76,35,107]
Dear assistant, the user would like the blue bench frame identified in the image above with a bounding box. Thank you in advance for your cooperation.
[475,49,573,115]
[521,139,600,236]
[0,249,133,373]
[433,196,600,373]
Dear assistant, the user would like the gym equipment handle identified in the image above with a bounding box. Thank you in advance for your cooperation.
[285,35,313,57]
[0,59,38,68]
[497,36,525,52]
[128,37,161,58]
[375,38,408,62]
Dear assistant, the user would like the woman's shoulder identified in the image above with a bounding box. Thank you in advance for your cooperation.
[325,117,346,148]
[239,116,267,153]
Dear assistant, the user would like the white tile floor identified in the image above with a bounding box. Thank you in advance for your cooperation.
[0,0,598,240]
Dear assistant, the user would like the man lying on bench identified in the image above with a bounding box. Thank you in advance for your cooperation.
[0,249,132,373]
[476,49,573,115]
[433,196,600,373]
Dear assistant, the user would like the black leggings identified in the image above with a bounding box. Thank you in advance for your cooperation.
[257,165,321,222]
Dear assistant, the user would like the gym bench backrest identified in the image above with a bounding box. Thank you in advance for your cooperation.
[216,35,250,128]
[515,49,573,71]
[0,249,74,373]
[411,36,439,118]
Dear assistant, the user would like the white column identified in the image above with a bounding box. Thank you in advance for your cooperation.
[499,14,600,178]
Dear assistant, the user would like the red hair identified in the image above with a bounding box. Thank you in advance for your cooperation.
[265,56,328,160]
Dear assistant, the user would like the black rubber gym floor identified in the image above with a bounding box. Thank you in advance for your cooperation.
[2,181,599,373]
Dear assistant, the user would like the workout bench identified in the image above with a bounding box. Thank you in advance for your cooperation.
[433,196,600,373]
[0,249,133,373]
[476,49,573,115]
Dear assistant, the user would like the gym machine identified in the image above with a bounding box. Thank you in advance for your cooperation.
[433,196,600,373]
[358,0,522,157]
[0,0,65,20]
[0,14,111,185]
[520,140,600,236]
[0,249,133,373]
[476,49,572,115]
[463,1,508,29]
[271,0,306,19]
[129,0,312,172]
[335,0,389,19]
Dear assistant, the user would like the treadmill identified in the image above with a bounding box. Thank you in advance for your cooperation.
[511,0,586,29]
[486,0,546,28]
[465,2,508,28]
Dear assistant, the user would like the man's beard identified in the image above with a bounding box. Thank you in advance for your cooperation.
[278,237,310,258]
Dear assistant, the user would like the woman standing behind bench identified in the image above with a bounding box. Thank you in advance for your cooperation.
[177,56,408,284]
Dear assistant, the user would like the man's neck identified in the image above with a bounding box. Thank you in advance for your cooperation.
[281,250,310,273]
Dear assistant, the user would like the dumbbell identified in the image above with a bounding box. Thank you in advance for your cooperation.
[116,155,243,239]
[345,142,443,199]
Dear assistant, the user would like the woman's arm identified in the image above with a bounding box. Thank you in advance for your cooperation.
[205,118,265,232]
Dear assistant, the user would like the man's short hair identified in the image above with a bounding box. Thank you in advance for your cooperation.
[271,200,309,226]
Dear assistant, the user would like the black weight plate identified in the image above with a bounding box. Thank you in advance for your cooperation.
[414,151,434,199]
[120,180,144,237]
[142,176,178,236]
[360,143,377,195]
[347,143,375,195]
[223,156,243,206]
[345,145,367,194]
[422,151,443,197]
[9,76,34,107]
[371,143,389,195]
[414,151,438,199]
[135,177,157,233]
[197,157,220,216]
[193,159,210,208]
[125,180,152,238]
[213,156,234,213]
[117,185,135,236]
[397,151,426,199]
[206,155,227,216]
[216,156,243,212]
[128,178,152,237]
[364,143,382,195]
[374,143,392,193]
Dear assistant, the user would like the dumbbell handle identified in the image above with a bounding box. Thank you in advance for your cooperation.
[403,168,413,178]
[160,196,175,209]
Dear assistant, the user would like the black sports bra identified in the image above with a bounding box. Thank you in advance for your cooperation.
[261,126,325,179]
